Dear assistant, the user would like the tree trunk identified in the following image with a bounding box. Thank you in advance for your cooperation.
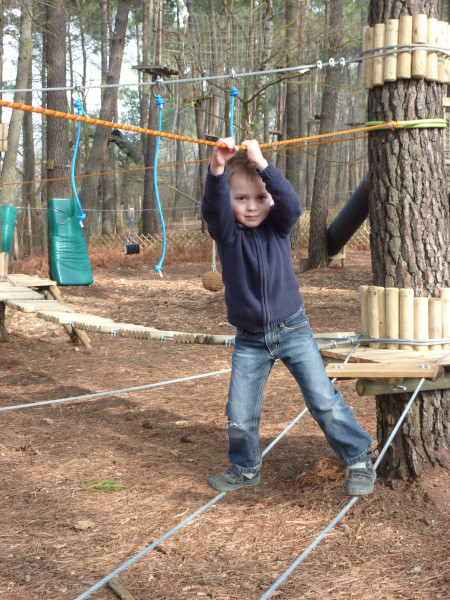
[22,62,35,254]
[308,0,343,269]
[0,0,33,206]
[253,0,273,141]
[368,0,450,479]
[79,0,131,238]
[46,0,71,201]
[186,0,207,203]
[143,93,160,235]
[284,0,300,195]
[101,149,114,235]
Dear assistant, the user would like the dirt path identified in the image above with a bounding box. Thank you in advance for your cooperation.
[0,251,448,600]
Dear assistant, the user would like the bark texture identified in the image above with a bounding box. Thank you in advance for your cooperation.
[368,0,450,479]
[79,0,131,238]
[308,0,343,268]
[46,0,70,200]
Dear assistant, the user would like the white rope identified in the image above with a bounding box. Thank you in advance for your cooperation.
[0,369,231,412]
[2,44,449,96]
[258,349,450,599]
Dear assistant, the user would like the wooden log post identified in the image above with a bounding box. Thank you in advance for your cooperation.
[412,14,428,79]
[399,288,414,350]
[377,286,387,348]
[359,285,369,337]
[385,287,399,349]
[428,298,442,350]
[413,296,429,351]
[384,19,399,83]
[362,26,375,89]
[368,285,380,348]
[446,24,450,85]
[398,15,413,79]
[437,21,448,84]
[0,252,9,276]
[426,18,438,81]
[373,23,386,86]
[440,288,450,349]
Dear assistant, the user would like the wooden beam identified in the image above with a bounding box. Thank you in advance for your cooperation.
[326,362,444,381]
[46,286,92,351]
[356,373,450,396]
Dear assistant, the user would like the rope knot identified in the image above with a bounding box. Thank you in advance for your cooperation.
[229,86,239,98]
[155,94,165,107]
[74,98,83,114]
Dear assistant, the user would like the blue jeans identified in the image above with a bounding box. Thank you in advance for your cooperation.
[226,307,373,474]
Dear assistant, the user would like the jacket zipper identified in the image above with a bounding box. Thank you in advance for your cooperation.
[251,229,269,328]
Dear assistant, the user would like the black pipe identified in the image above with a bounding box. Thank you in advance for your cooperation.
[327,176,369,256]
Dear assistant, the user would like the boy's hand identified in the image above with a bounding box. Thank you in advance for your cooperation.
[210,137,239,175]
[242,139,268,172]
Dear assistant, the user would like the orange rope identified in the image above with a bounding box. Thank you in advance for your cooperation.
[0,98,396,152]
[0,134,369,189]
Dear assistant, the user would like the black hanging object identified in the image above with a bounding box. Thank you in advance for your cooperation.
[125,207,140,255]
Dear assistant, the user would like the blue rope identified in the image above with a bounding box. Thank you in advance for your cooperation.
[72,99,87,225]
[154,94,166,277]
[229,86,239,137]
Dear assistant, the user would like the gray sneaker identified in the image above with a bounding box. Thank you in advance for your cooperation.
[208,467,260,492]
[344,460,376,496]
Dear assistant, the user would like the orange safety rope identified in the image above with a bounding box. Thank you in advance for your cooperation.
[0,134,369,189]
[0,98,396,151]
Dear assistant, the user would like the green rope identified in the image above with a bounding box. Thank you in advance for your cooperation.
[365,118,447,129]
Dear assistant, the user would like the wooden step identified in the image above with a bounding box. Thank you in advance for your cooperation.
[6,299,66,313]
[2,292,46,302]
[320,344,450,367]
[326,362,444,381]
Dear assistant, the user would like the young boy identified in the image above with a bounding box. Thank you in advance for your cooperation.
[201,138,375,496]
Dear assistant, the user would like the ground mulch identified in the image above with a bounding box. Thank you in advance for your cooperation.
[0,249,448,600]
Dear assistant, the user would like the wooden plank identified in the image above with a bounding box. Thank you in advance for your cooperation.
[356,373,450,395]
[6,274,56,286]
[320,344,450,366]
[5,299,63,313]
[326,362,444,381]
[1,292,45,302]
[313,331,356,340]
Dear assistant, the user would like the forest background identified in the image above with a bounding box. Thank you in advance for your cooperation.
[3,0,448,261]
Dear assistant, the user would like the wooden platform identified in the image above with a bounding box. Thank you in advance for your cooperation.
[322,344,450,380]
[3,273,450,386]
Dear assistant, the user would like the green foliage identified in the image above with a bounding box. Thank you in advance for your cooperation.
[83,479,127,492]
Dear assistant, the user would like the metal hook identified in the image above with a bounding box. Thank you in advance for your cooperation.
[152,77,167,98]
[227,69,241,90]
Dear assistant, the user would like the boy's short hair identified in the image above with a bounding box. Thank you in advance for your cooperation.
[227,150,259,185]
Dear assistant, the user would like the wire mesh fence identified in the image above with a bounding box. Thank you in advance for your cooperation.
[89,211,370,252]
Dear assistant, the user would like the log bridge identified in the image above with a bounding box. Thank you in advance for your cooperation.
[2,268,449,396]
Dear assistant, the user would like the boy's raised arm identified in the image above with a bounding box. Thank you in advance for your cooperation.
[210,137,239,175]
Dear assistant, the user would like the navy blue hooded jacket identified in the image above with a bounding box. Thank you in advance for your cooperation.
[201,162,303,333]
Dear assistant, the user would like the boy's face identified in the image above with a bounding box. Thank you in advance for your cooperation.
[229,174,274,228]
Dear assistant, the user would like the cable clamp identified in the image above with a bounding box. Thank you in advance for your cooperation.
[332,364,343,369]
[420,364,431,370]
[227,69,241,90]
[225,338,235,348]
[316,60,323,70]
[152,77,167,98]
[339,57,346,67]
[328,58,335,67]
[160,335,167,343]
[110,329,117,337]
[330,339,337,348]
